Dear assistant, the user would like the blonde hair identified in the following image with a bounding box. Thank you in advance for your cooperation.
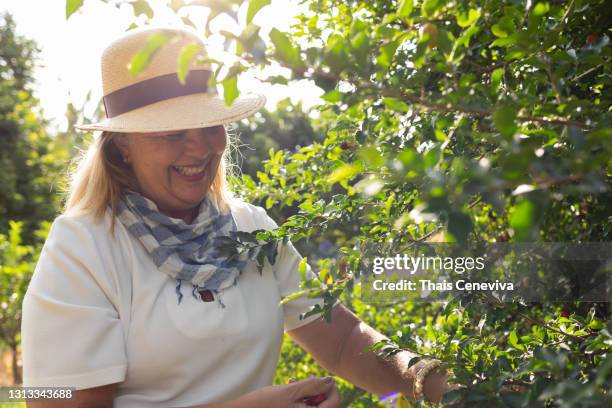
[64,129,235,226]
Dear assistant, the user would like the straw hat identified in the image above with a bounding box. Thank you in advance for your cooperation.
[75,26,265,133]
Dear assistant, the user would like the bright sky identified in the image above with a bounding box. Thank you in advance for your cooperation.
[2,0,323,132]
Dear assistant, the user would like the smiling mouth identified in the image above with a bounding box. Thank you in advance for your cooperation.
[171,155,217,178]
[172,164,206,176]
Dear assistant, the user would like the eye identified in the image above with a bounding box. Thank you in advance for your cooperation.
[202,125,224,138]
[161,132,185,142]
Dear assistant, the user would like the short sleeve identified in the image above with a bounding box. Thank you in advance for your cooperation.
[256,208,342,332]
[21,215,127,390]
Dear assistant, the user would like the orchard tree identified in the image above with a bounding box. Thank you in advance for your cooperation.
[0,13,70,385]
[0,13,68,241]
[67,0,611,406]
[0,221,48,385]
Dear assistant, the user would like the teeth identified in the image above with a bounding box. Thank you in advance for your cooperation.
[173,164,206,176]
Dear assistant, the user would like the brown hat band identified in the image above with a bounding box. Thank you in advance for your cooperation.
[103,69,212,118]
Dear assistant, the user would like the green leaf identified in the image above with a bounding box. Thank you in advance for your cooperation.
[265,196,274,209]
[426,321,436,341]
[267,75,289,85]
[169,0,186,11]
[493,104,517,139]
[358,146,384,168]
[298,257,308,282]
[491,67,504,90]
[397,0,413,17]
[222,74,238,106]
[324,34,348,71]
[491,16,515,38]
[221,63,245,106]
[237,24,266,62]
[328,164,362,184]
[456,8,481,28]
[132,0,154,19]
[234,231,259,245]
[385,193,395,219]
[383,97,409,112]
[397,395,413,408]
[491,35,518,48]
[437,29,454,54]
[422,0,447,17]
[322,90,342,103]
[66,0,84,19]
[532,2,550,16]
[510,199,536,241]
[424,146,441,168]
[255,249,266,273]
[129,32,170,76]
[508,330,522,349]
[262,240,278,265]
[376,39,401,69]
[301,304,325,320]
[177,43,202,84]
[246,0,271,24]
[350,31,370,65]
[269,28,301,67]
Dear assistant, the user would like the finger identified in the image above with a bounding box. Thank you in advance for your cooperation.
[446,383,465,391]
[291,376,335,399]
[317,383,341,408]
[442,384,466,408]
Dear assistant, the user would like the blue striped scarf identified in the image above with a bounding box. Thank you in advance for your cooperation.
[116,190,247,308]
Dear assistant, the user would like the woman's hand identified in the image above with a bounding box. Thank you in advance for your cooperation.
[422,370,529,407]
[240,377,341,408]
[405,362,464,407]
[422,366,457,404]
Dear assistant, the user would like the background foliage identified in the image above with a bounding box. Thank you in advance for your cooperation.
[0,14,69,242]
[0,0,610,407]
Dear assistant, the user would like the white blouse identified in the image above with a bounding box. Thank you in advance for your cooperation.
[21,199,339,407]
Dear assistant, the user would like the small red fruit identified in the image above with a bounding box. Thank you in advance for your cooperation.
[586,33,597,46]
[419,23,439,49]
[340,142,354,150]
[521,277,529,288]
[581,203,591,215]
[302,393,327,406]
[560,307,571,318]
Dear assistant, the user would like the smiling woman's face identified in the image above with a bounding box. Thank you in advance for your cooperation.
[114,126,226,222]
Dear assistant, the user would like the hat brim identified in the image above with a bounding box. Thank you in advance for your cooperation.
[74,92,266,133]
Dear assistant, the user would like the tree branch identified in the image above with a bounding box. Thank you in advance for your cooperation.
[238,49,591,129]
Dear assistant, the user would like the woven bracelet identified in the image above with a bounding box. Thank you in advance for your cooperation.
[413,359,443,401]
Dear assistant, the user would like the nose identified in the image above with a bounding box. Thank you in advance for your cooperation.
[184,130,210,157]
[183,127,226,158]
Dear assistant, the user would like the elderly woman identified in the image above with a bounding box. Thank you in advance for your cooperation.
[21,27,455,407]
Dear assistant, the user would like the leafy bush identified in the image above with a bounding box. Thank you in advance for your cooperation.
[67,0,611,406]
